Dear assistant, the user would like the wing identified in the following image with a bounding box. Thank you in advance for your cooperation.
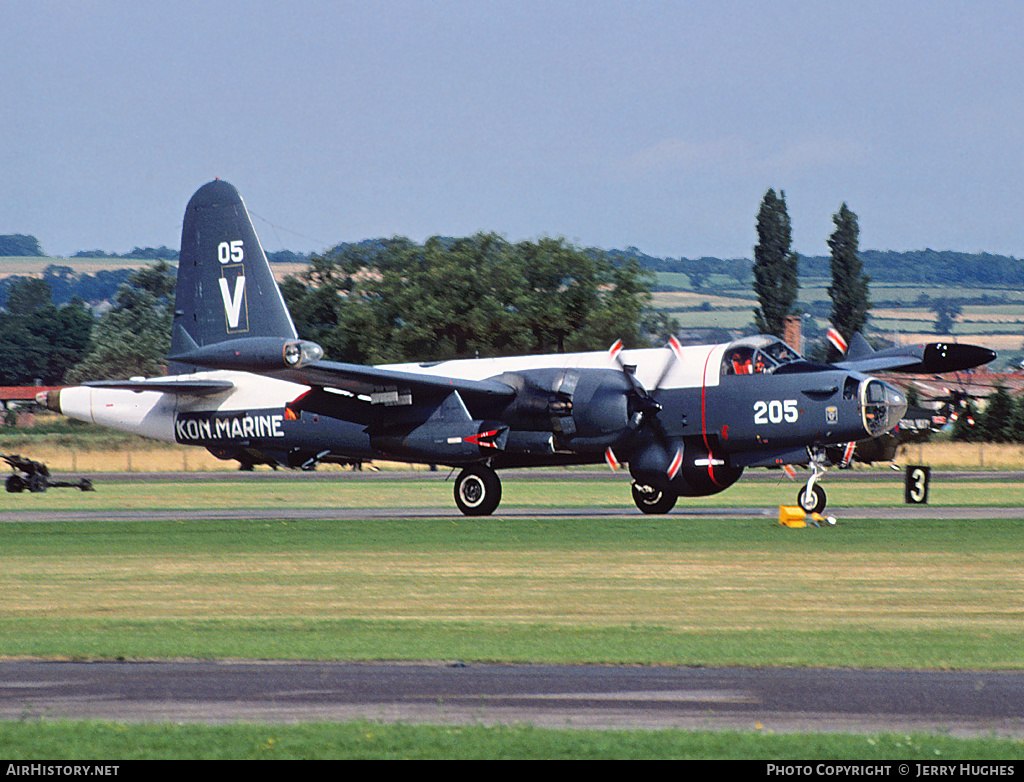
[275,360,516,407]
[833,333,995,374]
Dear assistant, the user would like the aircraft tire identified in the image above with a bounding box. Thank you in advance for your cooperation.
[454,465,502,516]
[797,484,827,514]
[631,482,678,514]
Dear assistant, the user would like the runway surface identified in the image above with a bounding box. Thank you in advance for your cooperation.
[6,505,1024,522]
[3,469,1023,736]
[5,467,1024,522]
[2,659,1024,737]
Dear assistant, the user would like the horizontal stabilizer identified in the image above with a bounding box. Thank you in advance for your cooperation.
[84,378,235,396]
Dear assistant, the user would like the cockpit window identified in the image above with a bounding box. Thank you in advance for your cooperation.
[761,341,799,365]
[721,337,801,377]
[724,346,756,375]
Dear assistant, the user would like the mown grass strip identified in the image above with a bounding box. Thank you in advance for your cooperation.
[2,619,1022,669]
[1,720,1022,760]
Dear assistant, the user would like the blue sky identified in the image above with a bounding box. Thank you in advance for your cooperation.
[3,0,1023,260]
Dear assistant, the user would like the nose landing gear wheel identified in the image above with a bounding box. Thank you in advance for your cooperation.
[631,482,678,514]
[454,465,502,516]
[797,484,827,515]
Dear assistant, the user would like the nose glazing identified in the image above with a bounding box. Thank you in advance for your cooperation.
[861,379,907,437]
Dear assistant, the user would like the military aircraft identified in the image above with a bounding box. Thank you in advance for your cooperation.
[40,180,996,515]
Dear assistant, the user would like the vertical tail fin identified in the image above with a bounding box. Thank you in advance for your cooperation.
[171,180,297,372]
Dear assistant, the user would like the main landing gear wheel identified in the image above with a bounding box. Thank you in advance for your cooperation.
[631,482,678,514]
[797,484,827,515]
[454,465,502,516]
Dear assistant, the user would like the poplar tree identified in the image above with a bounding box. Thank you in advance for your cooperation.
[752,189,799,337]
[826,203,870,358]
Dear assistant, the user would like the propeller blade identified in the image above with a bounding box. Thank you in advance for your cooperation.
[608,339,640,391]
[608,336,681,395]
[607,339,624,362]
[609,337,684,483]
[667,446,683,480]
[608,338,658,415]
[841,441,856,467]
[667,334,683,360]
[649,335,683,392]
[605,447,621,471]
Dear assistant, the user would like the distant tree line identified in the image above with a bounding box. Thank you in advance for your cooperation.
[7,228,1022,293]
[72,245,179,261]
[0,265,136,308]
[0,234,45,256]
[280,233,654,365]
[0,249,306,310]
[801,249,1024,288]
[614,248,1024,292]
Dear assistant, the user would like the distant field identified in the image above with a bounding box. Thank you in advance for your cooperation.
[654,273,1024,363]
[0,256,153,276]
[0,255,307,282]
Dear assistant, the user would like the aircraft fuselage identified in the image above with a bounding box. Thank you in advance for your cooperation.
[48,342,893,478]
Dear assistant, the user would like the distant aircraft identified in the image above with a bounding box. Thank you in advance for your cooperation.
[40,181,996,515]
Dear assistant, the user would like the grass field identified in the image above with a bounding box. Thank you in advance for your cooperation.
[2,720,1021,760]
[3,474,1024,758]
[2,476,1023,667]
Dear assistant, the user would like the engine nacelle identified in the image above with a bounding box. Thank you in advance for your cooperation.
[497,368,633,453]
[169,337,324,372]
[629,436,743,497]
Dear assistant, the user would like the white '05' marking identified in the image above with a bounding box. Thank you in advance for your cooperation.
[217,240,244,264]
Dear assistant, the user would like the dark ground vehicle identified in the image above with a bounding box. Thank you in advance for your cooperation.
[4,454,93,493]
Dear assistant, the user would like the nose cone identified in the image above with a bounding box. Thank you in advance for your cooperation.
[862,379,908,437]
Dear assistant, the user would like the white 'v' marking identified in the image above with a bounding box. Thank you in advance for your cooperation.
[219,276,246,329]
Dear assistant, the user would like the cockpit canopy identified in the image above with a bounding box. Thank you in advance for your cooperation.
[721,336,801,377]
